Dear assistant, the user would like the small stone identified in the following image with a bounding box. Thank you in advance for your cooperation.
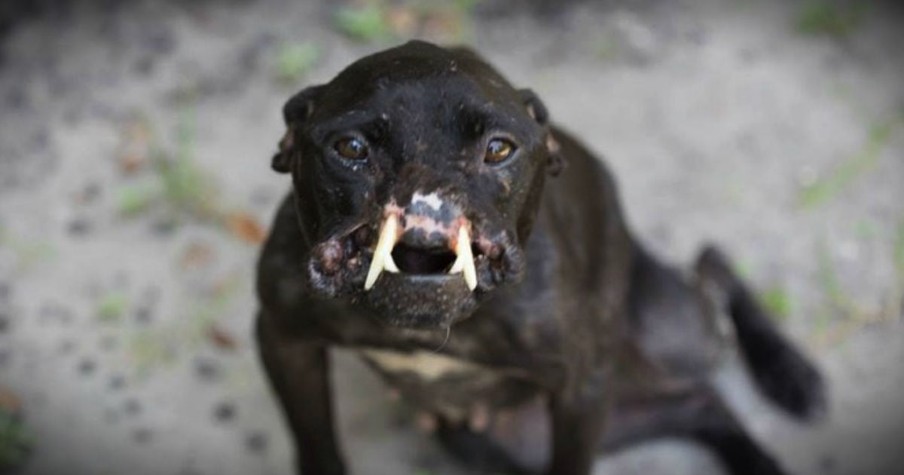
[73,182,101,204]
[123,398,142,416]
[213,402,236,423]
[134,305,153,324]
[145,28,175,55]
[58,340,77,355]
[67,218,93,236]
[108,374,126,391]
[78,358,96,375]
[207,324,238,351]
[245,431,268,454]
[151,218,177,235]
[133,427,153,444]
[133,56,155,75]
[194,358,221,382]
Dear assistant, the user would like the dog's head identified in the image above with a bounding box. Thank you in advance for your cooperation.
[272,41,562,329]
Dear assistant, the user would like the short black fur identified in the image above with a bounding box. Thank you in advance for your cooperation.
[255,41,825,475]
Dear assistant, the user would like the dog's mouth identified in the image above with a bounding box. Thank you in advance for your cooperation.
[306,204,523,328]
[391,244,457,274]
[364,213,478,291]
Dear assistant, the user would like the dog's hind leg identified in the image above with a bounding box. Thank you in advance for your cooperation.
[602,386,787,475]
[695,246,827,420]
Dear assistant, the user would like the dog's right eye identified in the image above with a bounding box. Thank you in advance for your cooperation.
[334,137,369,160]
[484,138,517,164]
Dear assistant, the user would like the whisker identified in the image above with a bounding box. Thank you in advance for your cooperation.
[433,325,452,353]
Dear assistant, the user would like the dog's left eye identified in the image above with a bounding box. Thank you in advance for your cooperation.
[484,138,517,164]
[334,137,369,160]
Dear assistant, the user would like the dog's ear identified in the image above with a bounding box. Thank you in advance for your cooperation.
[519,89,564,176]
[272,85,324,173]
[519,89,549,126]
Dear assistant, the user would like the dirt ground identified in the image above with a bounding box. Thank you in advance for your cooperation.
[1,1,903,474]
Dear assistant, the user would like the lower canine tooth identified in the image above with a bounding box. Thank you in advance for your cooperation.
[449,226,477,291]
[364,214,400,290]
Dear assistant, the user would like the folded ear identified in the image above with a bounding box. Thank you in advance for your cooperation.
[272,85,325,173]
[519,88,549,126]
[519,88,564,176]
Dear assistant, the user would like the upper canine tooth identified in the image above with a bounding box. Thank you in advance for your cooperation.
[449,226,477,291]
[364,214,400,290]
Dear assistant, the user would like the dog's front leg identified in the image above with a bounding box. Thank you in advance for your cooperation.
[257,313,345,475]
[546,373,609,475]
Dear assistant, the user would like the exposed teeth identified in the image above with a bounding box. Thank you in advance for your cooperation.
[364,215,477,292]
[449,226,477,291]
[364,214,401,290]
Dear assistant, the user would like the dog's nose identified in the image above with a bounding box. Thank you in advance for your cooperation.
[398,191,464,250]
[364,191,478,290]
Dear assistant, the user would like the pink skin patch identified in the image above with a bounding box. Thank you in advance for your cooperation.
[476,235,501,259]
[381,199,471,251]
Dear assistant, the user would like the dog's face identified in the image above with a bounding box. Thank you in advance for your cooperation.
[272,41,561,329]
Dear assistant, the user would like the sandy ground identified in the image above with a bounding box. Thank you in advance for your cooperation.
[1,1,903,474]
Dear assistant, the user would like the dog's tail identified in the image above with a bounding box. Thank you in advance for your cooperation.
[696,245,827,420]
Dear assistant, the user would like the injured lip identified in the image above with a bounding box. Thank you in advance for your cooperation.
[364,214,478,291]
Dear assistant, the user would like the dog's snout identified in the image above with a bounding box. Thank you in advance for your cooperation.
[398,227,451,250]
[398,191,465,249]
[407,191,460,223]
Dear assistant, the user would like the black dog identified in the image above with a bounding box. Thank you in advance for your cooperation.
[255,41,825,475]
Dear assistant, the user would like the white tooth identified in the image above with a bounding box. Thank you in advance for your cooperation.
[363,251,382,291]
[449,254,463,274]
[364,214,400,290]
[449,226,477,291]
[462,253,477,292]
[383,249,400,274]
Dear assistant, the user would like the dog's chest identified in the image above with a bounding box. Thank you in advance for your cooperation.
[358,348,535,421]
[360,348,488,381]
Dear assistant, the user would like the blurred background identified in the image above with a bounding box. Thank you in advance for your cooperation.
[0,0,902,474]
